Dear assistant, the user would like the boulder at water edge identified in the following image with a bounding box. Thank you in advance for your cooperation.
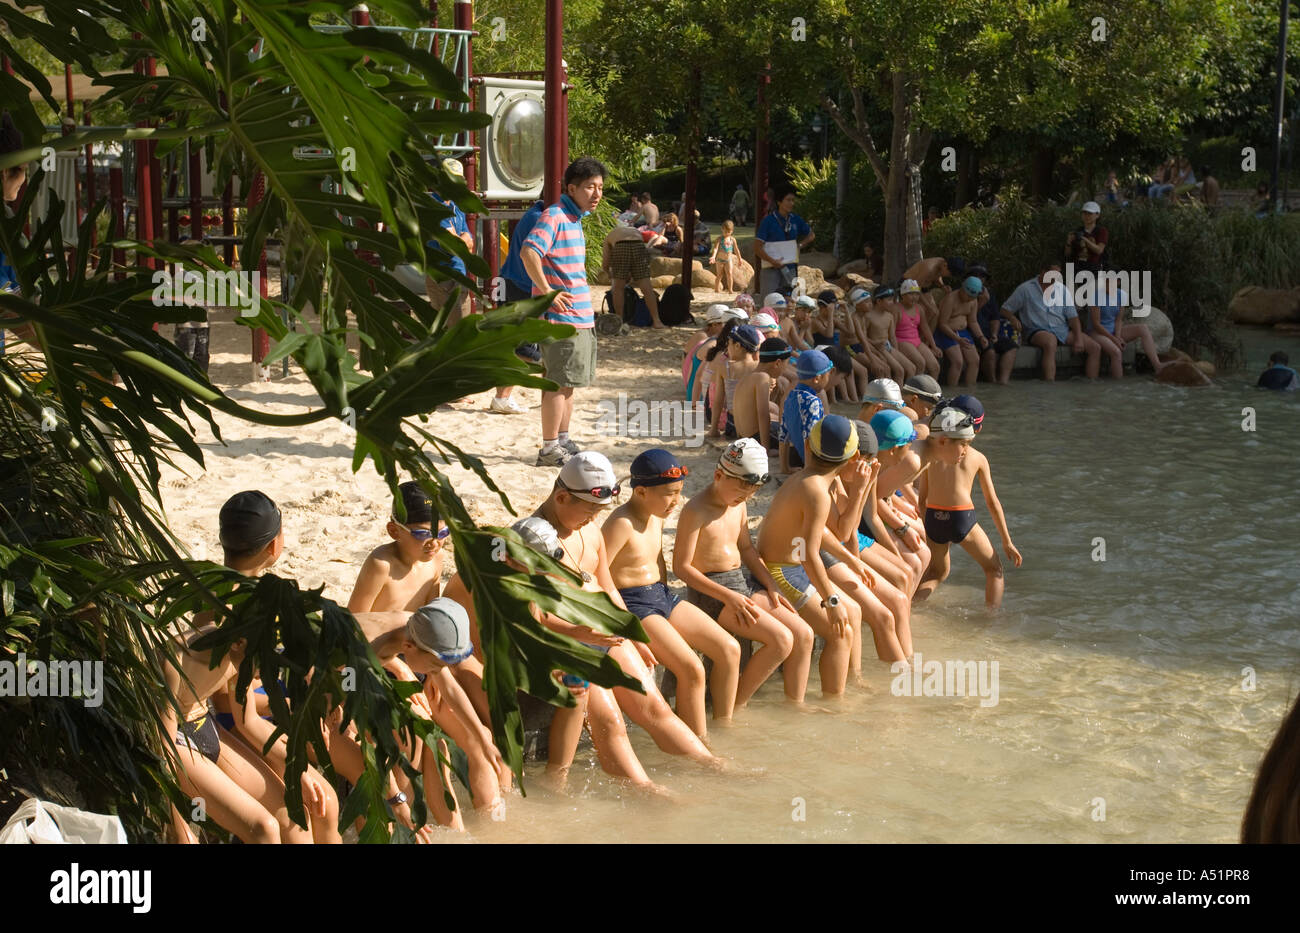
[800,251,841,275]
[836,257,872,278]
[1228,286,1300,325]
[1155,360,1213,386]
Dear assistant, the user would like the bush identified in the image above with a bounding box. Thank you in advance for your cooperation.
[788,155,886,262]
[920,194,1300,367]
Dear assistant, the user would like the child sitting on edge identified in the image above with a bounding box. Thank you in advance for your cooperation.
[867,410,932,583]
[915,405,1022,608]
[732,337,791,450]
[757,416,864,697]
[603,449,742,738]
[860,285,915,383]
[934,277,990,387]
[708,324,764,439]
[901,374,943,440]
[709,220,739,291]
[779,348,835,473]
[674,438,813,703]
[348,481,446,613]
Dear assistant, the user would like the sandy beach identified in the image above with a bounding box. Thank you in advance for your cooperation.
[161,286,750,598]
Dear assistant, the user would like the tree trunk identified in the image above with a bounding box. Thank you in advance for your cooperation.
[1030,146,1055,203]
[833,149,850,260]
[681,66,700,294]
[882,72,931,281]
[955,144,978,208]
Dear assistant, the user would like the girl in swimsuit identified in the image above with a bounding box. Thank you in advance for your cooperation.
[894,285,941,379]
[709,220,738,291]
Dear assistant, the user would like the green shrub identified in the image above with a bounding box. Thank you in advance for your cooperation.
[788,155,886,261]
[921,194,1300,368]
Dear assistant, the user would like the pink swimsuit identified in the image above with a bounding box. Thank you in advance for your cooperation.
[895,307,922,346]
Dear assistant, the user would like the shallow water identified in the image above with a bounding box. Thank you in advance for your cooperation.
[469,328,1300,843]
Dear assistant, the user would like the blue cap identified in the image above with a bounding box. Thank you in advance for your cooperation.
[630,448,688,487]
[962,276,983,297]
[731,324,762,352]
[796,348,834,380]
[940,394,985,433]
[808,415,858,462]
[759,337,792,361]
[870,410,919,450]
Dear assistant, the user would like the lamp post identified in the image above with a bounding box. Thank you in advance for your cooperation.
[811,113,826,161]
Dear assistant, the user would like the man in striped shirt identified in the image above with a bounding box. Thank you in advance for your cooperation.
[521,157,607,466]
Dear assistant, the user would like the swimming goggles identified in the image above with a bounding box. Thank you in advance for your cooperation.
[725,469,770,486]
[405,526,451,541]
[562,483,621,501]
[632,464,689,482]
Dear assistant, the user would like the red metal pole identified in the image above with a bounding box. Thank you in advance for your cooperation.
[133,58,154,271]
[189,141,203,240]
[429,0,440,58]
[543,0,564,205]
[109,165,125,274]
[485,218,499,305]
[351,4,371,26]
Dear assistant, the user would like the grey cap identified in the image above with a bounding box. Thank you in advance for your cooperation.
[853,420,879,458]
[902,374,943,403]
[512,516,563,559]
[407,597,474,664]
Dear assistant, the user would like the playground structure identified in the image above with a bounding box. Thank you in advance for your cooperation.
[5,1,570,381]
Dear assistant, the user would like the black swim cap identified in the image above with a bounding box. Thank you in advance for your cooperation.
[219,490,282,553]
[396,481,437,525]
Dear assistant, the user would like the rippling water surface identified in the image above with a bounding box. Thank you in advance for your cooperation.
[470,330,1300,843]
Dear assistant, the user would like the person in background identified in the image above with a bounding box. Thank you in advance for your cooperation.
[1065,201,1108,272]
[1254,181,1272,217]
[634,192,660,229]
[709,220,739,292]
[1257,350,1299,391]
[426,158,474,325]
[922,206,940,234]
[1199,166,1220,207]
[729,184,751,225]
[602,224,663,328]
[1241,689,1300,842]
[861,241,883,280]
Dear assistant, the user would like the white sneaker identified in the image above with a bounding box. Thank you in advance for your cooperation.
[490,396,527,414]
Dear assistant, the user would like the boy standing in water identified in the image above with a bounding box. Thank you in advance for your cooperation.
[603,449,742,737]
[674,438,814,703]
[757,416,863,697]
[349,481,446,613]
[915,407,1022,608]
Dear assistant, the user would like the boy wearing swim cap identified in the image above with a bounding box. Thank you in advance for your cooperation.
[348,480,447,614]
[674,439,814,703]
[859,284,915,384]
[529,452,724,769]
[733,339,789,450]
[778,348,834,474]
[708,324,764,439]
[364,598,510,823]
[901,374,943,439]
[915,406,1022,608]
[935,276,989,387]
[868,411,932,586]
[218,489,285,572]
[780,295,816,351]
[843,419,918,599]
[845,287,902,382]
[603,450,742,736]
[756,415,864,697]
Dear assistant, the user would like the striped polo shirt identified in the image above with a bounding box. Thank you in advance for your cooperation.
[523,193,592,329]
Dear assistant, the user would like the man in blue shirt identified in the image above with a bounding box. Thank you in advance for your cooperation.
[425,158,475,325]
[754,185,814,299]
[501,199,544,303]
[1000,262,1101,382]
[1258,351,1300,391]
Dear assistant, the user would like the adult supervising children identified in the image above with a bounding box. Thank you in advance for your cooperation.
[753,185,815,298]
[522,157,607,466]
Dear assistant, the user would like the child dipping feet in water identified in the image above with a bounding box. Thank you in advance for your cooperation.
[603,449,743,737]
[757,416,865,698]
[348,481,446,613]
[915,405,1022,608]
[674,438,814,704]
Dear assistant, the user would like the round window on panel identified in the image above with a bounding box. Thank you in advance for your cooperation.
[492,94,544,190]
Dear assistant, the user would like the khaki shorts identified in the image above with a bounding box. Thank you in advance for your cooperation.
[542,327,598,388]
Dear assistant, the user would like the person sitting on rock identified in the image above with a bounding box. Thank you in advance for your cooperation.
[1083,278,1169,378]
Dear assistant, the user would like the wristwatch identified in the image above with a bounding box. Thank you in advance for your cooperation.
[895,523,910,535]
[386,791,408,807]
[820,594,841,609]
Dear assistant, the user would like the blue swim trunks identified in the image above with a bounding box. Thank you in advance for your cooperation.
[618,581,682,621]
[764,561,814,610]
[857,530,874,551]
[935,328,973,351]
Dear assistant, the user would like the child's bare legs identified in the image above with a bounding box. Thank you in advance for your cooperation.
[828,563,905,666]
[914,538,949,601]
[711,600,793,707]
[213,725,314,843]
[917,342,941,378]
[861,541,915,596]
[639,611,710,735]
[874,342,906,382]
[961,345,980,386]
[607,640,720,766]
[426,683,503,813]
[750,590,814,702]
[452,656,491,727]
[668,601,743,723]
[585,685,659,787]
[173,741,284,843]
[959,523,1006,609]
[864,563,913,657]
[942,345,965,386]
[890,345,917,380]
[545,689,589,782]
[897,341,927,378]
[1121,323,1166,372]
[795,589,854,697]
[422,738,465,831]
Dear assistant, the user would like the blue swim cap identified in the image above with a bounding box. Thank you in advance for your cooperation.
[936,395,985,433]
[808,415,858,463]
[796,349,834,380]
[630,448,688,487]
[870,410,918,451]
[962,276,983,297]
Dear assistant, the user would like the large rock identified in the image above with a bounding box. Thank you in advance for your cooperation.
[1155,359,1213,386]
[648,255,705,278]
[801,251,840,276]
[691,269,718,290]
[796,265,828,296]
[732,257,755,290]
[1134,305,1173,354]
[835,272,876,294]
[836,257,872,278]
[1228,286,1300,325]
[650,274,676,289]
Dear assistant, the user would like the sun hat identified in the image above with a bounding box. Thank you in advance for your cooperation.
[558,451,620,504]
[629,448,689,488]
[795,348,834,380]
[808,415,859,463]
[441,158,465,178]
[870,409,919,451]
[408,597,474,664]
[863,377,905,409]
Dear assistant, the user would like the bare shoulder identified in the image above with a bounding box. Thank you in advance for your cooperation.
[362,542,396,568]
